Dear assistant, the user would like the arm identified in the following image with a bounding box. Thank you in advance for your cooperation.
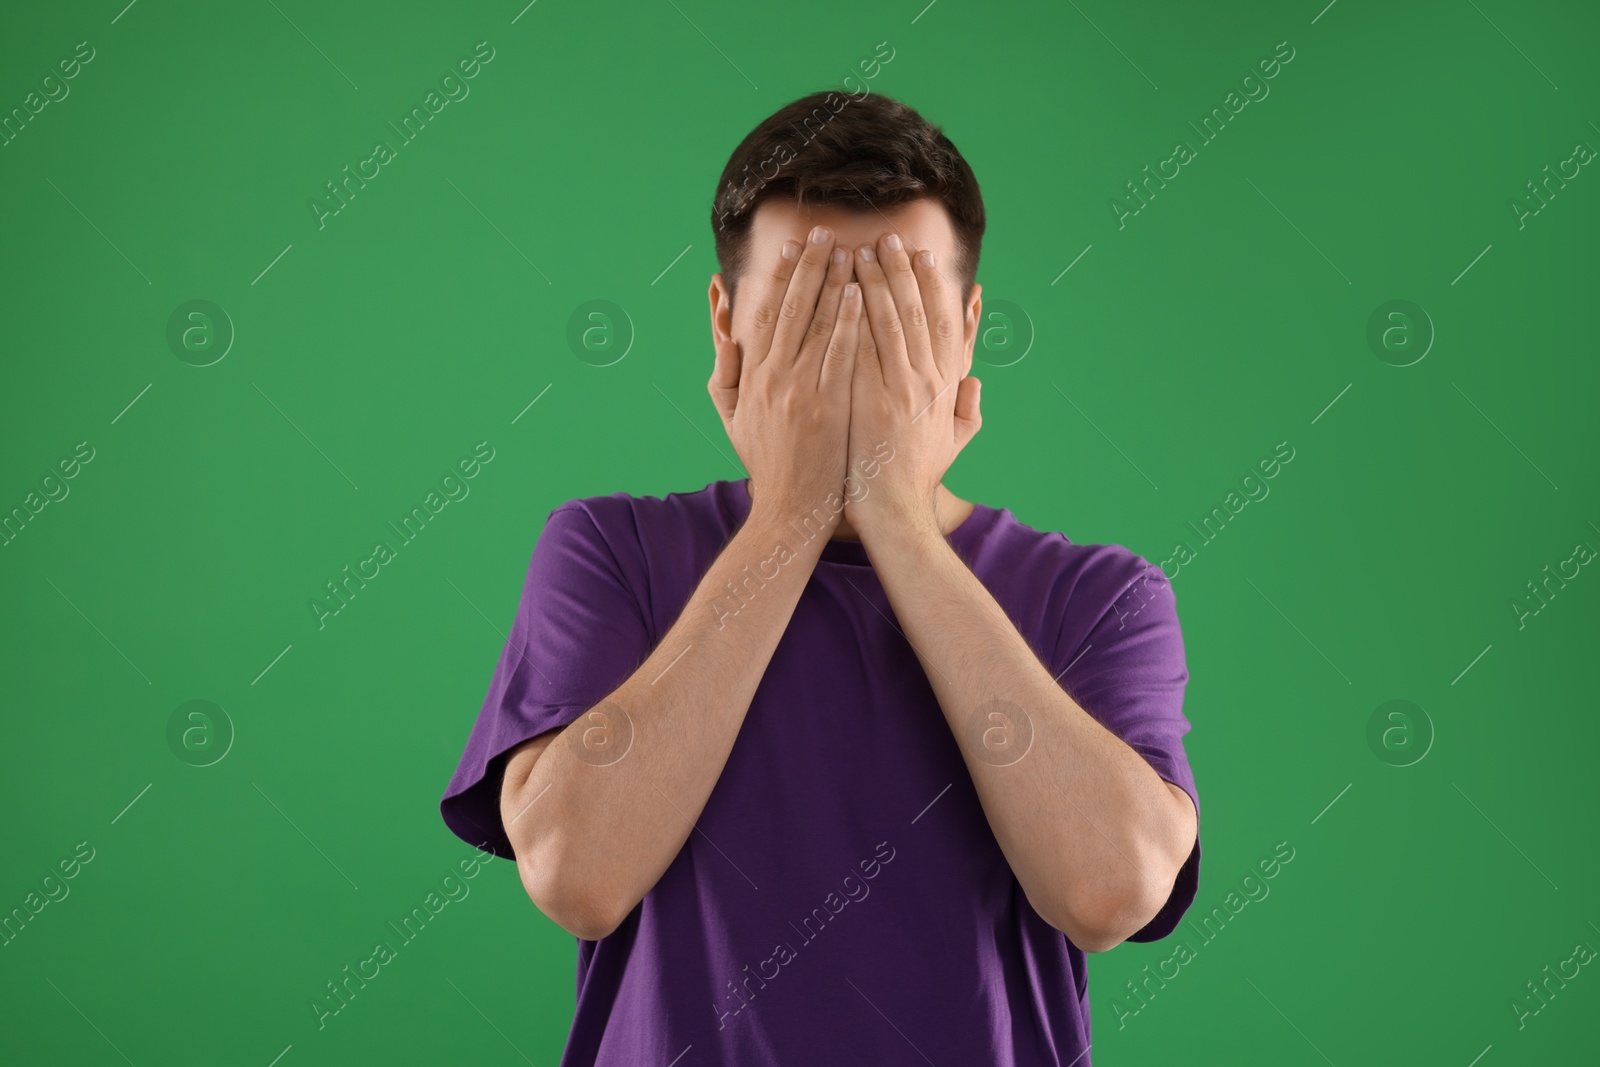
[499,504,831,940]
[498,224,863,940]
[862,520,1197,952]
[843,231,1195,952]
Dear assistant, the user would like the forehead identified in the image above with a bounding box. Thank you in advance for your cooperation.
[748,196,955,256]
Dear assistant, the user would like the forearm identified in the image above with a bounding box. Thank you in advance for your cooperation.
[505,500,827,935]
[863,518,1185,949]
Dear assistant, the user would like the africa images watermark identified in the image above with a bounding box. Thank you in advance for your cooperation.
[309,441,496,630]
[309,850,490,1030]
[712,40,896,237]
[711,440,896,629]
[309,41,497,230]
[712,839,898,1029]
[1110,839,1296,1029]
[1110,39,1297,229]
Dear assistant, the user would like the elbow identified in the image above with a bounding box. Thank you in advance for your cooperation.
[514,843,629,941]
[1039,876,1169,955]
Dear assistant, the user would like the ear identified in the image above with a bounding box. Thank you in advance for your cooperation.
[961,281,983,378]
[707,273,741,423]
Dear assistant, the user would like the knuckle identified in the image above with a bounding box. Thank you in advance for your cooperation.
[779,293,808,322]
[752,299,779,331]
[806,312,835,342]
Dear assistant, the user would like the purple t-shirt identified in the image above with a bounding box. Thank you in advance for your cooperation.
[440,477,1200,1066]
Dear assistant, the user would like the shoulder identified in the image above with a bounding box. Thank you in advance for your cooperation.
[993,508,1170,615]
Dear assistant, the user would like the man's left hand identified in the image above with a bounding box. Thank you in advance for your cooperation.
[843,232,982,537]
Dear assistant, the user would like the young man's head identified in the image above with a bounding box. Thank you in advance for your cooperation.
[708,90,987,371]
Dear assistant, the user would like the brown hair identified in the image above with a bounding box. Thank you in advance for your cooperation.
[711,90,986,309]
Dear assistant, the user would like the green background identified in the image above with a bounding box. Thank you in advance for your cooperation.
[3,0,1596,1063]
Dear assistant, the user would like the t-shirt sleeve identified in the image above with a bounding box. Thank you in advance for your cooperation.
[439,501,653,860]
[1055,551,1200,944]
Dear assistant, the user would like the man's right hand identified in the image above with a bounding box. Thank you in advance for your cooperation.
[707,224,862,529]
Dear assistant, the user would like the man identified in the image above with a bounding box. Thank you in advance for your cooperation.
[440,89,1200,1065]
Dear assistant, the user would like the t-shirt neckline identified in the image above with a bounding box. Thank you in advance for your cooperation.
[724,477,991,566]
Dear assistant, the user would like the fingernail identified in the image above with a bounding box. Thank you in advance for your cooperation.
[858,245,875,263]
[843,283,859,300]
[781,240,800,260]
[884,233,901,251]
[810,225,832,244]
[918,250,935,268]
[832,247,848,266]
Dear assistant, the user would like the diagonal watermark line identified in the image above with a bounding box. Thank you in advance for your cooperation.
[1051,383,1159,489]
[1064,0,1157,89]
[447,177,551,283]
[512,383,553,425]
[652,244,693,285]
[265,0,358,89]
[653,382,743,473]
[911,782,952,824]
[1311,783,1350,825]
[1050,244,1093,285]
[1452,781,1558,889]
[1451,643,1491,686]
[43,575,151,684]
[252,781,359,890]
[1451,382,1557,489]
[112,783,152,825]
[45,979,136,1066]
[508,780,551,826]
[1451,243,1491,285]
[445,576,554,687]
[1311,0,1339,24]
[844,577,954,687]
[251,382,359,489]
[652,783,759,890]
[1244,177,1351,285]
[445,977,536,1064]
[651,643,693,685]
[112,383,152,424]
[45,177,151,284]
[1465,0,1558,90]
[252,244,293,286]
[844,976,938,1065]
[662,0,758,89]
[252,644,293,686]
[1245,976,1338,1064]
[1245,576,1352,684]
[1311,383,1350,425]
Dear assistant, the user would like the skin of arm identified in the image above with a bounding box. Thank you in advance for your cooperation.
[499,505,831,941]
[844,230,1198,953]
[498,226,864,940]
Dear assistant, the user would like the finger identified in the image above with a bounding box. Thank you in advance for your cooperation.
[744,237,805,377]
[798,244,855,389]
[706,335,742,423]
[767,225,838,373]
[853,242,907,395]
[876,231,936,383]
[909,246,958,384]
[820,281,861,400]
